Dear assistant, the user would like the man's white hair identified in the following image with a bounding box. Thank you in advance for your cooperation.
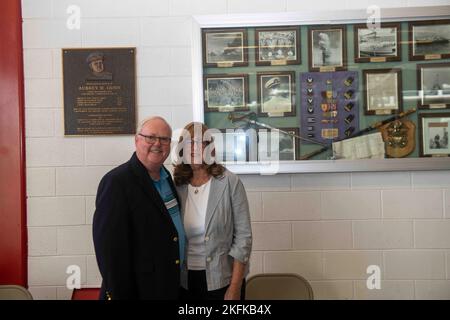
[136,116,172,136]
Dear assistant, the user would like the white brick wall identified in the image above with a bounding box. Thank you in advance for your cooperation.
[22,0,450,300]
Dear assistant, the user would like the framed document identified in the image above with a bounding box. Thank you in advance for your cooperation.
[363,68,402,115]
[257,71,296,117]
[417,63,450,109]
[203,74,249,112]
[62,47,136,135]
[202,28,248,67]
[353,22,401,63]
[409,19,450,61]
[255,26,301,66]
[419,113,450,157]
[308,25,347,72]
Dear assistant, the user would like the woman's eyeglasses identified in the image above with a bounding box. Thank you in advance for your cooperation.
[184,139,209,146]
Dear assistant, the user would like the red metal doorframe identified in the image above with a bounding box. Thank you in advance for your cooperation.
[0,0,27,286]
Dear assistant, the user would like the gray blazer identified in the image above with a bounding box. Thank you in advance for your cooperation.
[177,169,252,291]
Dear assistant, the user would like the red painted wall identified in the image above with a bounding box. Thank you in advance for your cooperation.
[0,0,27,286]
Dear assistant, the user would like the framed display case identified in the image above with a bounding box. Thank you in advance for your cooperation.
[193,5,450,174]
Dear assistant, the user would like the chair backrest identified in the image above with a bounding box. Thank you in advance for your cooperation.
[0,285,33,300]
[245,273,314,300]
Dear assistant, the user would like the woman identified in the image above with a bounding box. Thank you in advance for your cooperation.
[174,122,252,300]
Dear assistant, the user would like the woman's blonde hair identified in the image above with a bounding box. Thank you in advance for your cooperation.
[173,122,225,186]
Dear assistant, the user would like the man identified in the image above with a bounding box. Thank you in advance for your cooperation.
[86,51,113,81]
[262,77,291,114]
[93,117,186,299]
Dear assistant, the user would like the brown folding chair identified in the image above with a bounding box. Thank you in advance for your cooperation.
[0,285,33,300]
[245,273,314,300]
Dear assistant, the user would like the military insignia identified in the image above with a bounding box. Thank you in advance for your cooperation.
[344,126,355,137]
[307,98,313,104]
[321,128,339,139]
[344,76,354,86]
[344,102,354,112]
[344,114,354,124]
[344,90,354,99]
[307,133,315,138]
[321,103,329,112]
[321,119,338,124]
[307,77,313,84]
[322,111,338,118]
[307,117,316,123]
[326,90,333,99]
[307,88,314,96]
[379,119,416,158]
[307,106,314,114]
[307,126,314,131]
[326,79,332,85]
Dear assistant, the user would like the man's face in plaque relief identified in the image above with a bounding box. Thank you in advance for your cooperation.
[89,58,105,74]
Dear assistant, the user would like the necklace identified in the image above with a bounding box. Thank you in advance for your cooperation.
[190,178,210,195]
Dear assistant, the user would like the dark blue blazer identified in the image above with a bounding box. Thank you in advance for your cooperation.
[93,152,181,300]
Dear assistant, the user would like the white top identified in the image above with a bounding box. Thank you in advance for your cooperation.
[184,179,211,270]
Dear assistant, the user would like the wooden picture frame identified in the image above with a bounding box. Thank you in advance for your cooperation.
[202,28,248,67]
[308,25,347,72]
[210,129,251,162]
[417,62,450,109]
[257,127,300,161]
[418,113,450,157]
[408,19,450,61]
[203,74,249,113]
[257,71,296,117]
[255,26,301,66]
[363,68,403,115]
[353,22,401,63]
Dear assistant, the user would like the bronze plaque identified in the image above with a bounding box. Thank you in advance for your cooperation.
[63,48,136,135]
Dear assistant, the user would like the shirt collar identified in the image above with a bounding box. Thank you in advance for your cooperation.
[152,166,168,182]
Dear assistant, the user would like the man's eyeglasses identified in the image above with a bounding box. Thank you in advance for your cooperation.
[138,133,172,145]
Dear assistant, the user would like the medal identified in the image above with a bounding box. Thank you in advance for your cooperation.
[344,76,354,86]
[344,90,354,99]
[344,127,355,137]
[344,114,354,124]
[344,102,354,112]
